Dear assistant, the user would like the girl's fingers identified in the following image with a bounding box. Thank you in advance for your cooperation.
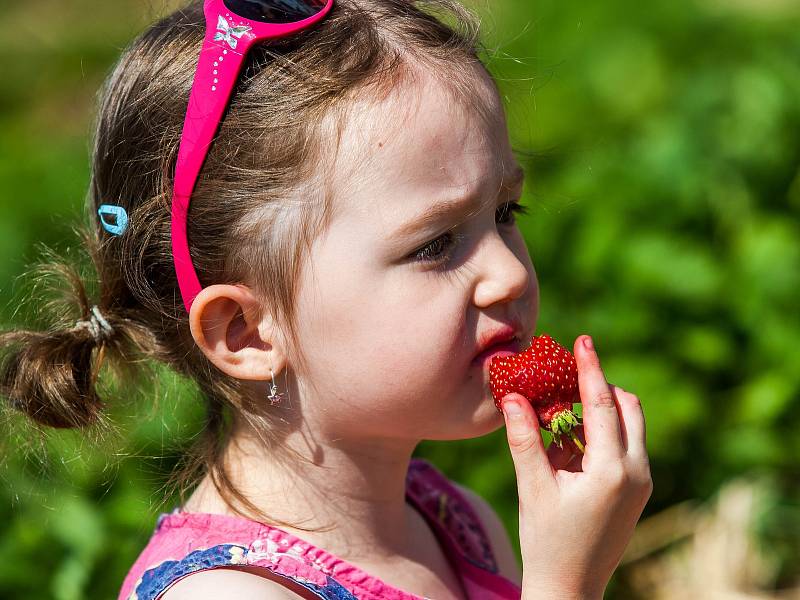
[611,385,647,458]
[607,385,629,451]
[574,335,625,460]
[501,393,556,494]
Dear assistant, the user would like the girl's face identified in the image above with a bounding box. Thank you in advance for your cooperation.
[291,64,539,443]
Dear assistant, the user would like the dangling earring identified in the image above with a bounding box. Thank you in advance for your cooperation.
[267,367,285,406]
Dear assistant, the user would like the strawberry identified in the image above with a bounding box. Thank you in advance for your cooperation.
[489,333,584,453]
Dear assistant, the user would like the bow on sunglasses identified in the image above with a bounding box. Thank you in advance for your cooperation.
[171,0,334,312]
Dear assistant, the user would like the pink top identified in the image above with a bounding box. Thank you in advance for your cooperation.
[118,458,522,600]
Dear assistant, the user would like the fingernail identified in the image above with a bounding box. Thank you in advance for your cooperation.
[583,335,594,351]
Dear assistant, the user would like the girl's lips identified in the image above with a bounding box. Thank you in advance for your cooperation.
[471,338,521,368]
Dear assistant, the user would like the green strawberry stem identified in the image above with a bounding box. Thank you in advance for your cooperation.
[548,409,585,454]
[567,431,585,454]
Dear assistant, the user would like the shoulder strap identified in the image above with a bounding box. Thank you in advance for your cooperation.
[405,458,499,574]
[121,512,358,600]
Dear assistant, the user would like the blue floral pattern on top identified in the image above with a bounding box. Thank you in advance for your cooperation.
[131,542,356,600]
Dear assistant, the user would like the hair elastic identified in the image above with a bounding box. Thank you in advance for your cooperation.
[98,204,129,236]
[75,306,114,343]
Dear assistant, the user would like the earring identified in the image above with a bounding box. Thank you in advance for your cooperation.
[267,367,285,406]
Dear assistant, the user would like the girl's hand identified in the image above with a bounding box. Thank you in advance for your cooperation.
[500,335,652,600]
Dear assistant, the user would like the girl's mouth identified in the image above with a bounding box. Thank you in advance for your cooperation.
[471,338,520,369]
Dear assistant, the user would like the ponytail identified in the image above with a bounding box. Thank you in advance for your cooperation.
[0,247,151,430]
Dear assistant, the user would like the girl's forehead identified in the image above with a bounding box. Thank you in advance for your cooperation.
[331,65,514,218]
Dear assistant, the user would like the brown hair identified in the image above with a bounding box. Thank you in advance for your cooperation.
[0,0,486,527]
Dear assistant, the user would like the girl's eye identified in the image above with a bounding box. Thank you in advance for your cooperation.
[412,231,461,265]
[410,201,528,266]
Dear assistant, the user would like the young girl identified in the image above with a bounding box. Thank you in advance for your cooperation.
[0,0,652,598]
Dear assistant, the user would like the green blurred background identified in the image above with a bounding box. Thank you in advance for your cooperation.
[1,0,799,598]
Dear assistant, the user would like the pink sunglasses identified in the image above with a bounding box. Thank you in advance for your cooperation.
[171,0,334,312]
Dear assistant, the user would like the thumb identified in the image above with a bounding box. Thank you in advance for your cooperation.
[501,393,555,493]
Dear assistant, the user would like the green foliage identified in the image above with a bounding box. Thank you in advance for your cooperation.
[1,0,799,597]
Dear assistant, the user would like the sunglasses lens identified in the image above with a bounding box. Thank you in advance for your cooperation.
[222,0,328,24]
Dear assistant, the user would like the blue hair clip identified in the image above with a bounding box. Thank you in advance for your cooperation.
[98,204,129,236]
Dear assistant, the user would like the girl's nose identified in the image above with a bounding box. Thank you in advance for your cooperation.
[472,233,531,308]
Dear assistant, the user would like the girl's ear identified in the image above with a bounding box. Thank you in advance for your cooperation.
[188,284,286,381]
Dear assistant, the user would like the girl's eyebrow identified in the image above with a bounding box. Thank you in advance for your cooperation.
[390,165,525,240]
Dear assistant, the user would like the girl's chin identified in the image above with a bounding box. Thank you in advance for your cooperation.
[425,403,505,441]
